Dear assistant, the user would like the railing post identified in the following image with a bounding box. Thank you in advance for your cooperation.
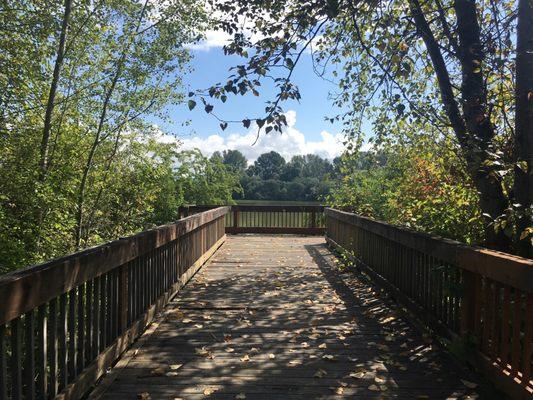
[233,209,239,229]
[460,270,477,335]
[310,210,316,229]
[118,264,128,334]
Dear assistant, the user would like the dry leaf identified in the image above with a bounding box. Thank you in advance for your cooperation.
[240,354,250,362]
[368,384,380,391]
[461,379,478,389]
[349,371,365,379]
[225,347,235,353]
[203,387,215,395]
[374,376,386,384]
[314,368,327,378]
[150,367,166,376]
[268,353,276,359]
[165,371,178,377]
[318,343,327,349]
[170,364,183,370]
[137,393,151,400]
[235,393,246,399]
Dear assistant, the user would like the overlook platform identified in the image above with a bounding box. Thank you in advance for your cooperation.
[90,235,485,399]
[1,206,530,400]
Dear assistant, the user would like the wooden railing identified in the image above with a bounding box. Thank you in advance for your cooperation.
[179,204,325,235]
[325,208,533,399]
[0,207,229,400]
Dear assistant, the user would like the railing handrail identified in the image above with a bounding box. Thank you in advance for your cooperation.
[325,208,533,292]
[0,206,230,326]
[180,204,324,212]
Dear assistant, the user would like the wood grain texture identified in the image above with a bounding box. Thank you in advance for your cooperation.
[90,235,492,400]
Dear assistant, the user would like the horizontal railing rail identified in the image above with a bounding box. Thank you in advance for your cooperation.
[0,207,230,400]
[179,204,325,235]
[325,208,533,399]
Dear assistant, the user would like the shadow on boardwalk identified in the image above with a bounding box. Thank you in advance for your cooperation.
[90,235,502,400]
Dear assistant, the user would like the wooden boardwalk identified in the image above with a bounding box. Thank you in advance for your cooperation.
[90,235,493,400]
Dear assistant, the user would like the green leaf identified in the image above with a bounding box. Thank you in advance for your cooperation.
[188,100,196,110]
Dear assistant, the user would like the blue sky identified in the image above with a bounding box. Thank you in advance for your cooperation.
[153,33,362,163]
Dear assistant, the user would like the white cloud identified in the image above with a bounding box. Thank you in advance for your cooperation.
[174,110,346,163]
[186,30,232,51]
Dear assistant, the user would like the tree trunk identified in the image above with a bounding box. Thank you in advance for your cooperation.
[514,0,533,257]
[74,0,149,248]
[409,0,510,250]
[453,0,510,250]
[39,0,72,181]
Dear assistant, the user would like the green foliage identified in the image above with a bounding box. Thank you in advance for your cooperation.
[329,136,484,245]
[0,0,217,273]
[238,152,335,201]
[176,149,242,205]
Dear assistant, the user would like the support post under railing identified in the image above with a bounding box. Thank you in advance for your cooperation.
[460,270,477,335]
[118,264,128,334]
[310,210,316,229]
[233,210,240,229]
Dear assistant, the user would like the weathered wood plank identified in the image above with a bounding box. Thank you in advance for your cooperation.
[90,235,488,400]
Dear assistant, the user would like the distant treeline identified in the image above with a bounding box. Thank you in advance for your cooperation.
[209,150,344,201]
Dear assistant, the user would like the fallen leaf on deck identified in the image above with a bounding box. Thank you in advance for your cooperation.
[150,367,166,376]
[169,364,183,370]
[314,368,327,378]
[349,371,365,379]
[235,393,246,399]
[368,384,380,391]
[240,354,250,362]
[203,387,215,395]
[461,379,478,389]
[318,343,327,349]
[137,393,151,400]
[268,353,276,359]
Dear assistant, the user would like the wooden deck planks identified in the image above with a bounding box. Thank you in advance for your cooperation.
[90,235,495,400]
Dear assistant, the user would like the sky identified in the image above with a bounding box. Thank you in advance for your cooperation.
[153,30,364,164]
